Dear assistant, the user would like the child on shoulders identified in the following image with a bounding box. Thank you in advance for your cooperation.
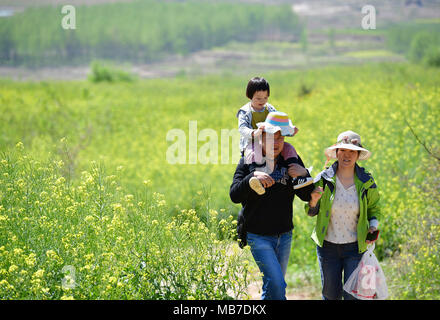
[236,77,313,194]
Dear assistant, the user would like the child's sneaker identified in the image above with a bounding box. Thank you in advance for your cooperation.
[249,177,265,195]
[292,176,313,190]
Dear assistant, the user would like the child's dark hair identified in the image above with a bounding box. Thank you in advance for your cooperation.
[246,77,270,99]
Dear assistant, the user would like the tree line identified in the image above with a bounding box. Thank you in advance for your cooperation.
[386,21,440,67]
[0,0,303,67]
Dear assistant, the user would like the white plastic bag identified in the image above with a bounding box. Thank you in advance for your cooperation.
[343,243,389,300]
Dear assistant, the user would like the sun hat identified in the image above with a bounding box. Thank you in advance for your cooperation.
[325,130,371,160]
[256,111,296,137]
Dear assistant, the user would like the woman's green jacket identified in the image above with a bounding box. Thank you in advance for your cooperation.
[305,161,381,253]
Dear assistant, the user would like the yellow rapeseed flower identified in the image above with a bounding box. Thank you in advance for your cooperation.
[33,269,44,278]
[85,215,95,223]
[25,253,37,267]
[8,265,18,273]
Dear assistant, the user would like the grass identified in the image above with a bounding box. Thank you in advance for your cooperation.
[343,49,400,58]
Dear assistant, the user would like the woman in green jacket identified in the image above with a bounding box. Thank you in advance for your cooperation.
[306,131,381,300]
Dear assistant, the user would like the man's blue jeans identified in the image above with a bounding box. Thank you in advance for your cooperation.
[316,240,363,300]
[247,231,292,300]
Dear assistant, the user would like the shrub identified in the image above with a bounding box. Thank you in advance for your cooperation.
[423,46,440,67]
[408,32,434,63]
[88,61,136,83]
[385,157,440,299]
[0,145,254,299]
[386,22,440,67]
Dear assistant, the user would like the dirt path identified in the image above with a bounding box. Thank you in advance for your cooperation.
[247,278,320,300]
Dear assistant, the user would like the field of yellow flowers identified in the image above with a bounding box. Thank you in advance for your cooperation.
[0,146,256,299]
[0,62,439,299]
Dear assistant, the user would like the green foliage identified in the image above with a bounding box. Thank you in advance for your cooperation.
[0,0,302,67]
[300,29,308,53]
[297,82,313,98]
[408,32,435,63]
[423,46,440,67]
[386,21,440,67]
[88,61,136,83]
[385,159,440,299]
[0,147,254,299]
[386,22,440,54]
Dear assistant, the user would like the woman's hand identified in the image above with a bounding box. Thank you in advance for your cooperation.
[288,164,308,178]
[309,186,323,208]
[253,171,275,188]
[366,226,378,244]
